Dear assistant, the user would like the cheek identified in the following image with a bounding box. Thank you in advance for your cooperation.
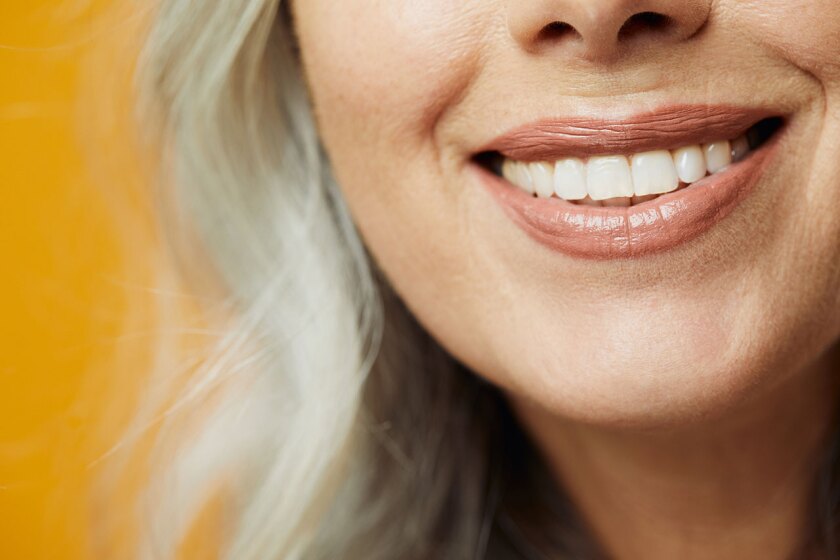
[293,0,493,314]
[294,1,486,149]
[731,1,840,81]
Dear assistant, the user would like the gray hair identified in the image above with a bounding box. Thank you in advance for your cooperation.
[133,1,507,558]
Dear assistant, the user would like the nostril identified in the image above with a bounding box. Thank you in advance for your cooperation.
[618,11,674,40]
[537,21,579,43]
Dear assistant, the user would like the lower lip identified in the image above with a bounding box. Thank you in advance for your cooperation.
[477,138,781,260]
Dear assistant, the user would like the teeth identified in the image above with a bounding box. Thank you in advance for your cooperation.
[603,196,631,207]
[587,156,633,201]
[731,135,749,162]
[503,161,536,194]
[554,158,588,200]
[502,159,518,187]
[578,196,602,207]
[704,140,732,174]
[672,145,706,184]
[520,161,537,194]
[529,162,555,198]
[500,132,754,204]
[631,150,679,196]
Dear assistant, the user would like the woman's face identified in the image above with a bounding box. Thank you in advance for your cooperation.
[292,1,840,425]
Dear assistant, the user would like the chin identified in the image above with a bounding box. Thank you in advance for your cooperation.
[430,277,839,430]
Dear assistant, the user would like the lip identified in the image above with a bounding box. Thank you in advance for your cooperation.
[473,106,785,260]
[477,105,775,161]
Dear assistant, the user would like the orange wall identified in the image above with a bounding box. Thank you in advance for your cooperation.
[0,3,154,558]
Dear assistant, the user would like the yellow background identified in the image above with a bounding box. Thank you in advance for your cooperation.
[0,2,159,558]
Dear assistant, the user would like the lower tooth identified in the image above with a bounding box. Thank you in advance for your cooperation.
[602,197,631,207]
[578,196,603,207]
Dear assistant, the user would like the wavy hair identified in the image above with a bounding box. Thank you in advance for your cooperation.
[134,1,518,558]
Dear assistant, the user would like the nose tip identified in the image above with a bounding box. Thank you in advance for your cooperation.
[507,0,711,63]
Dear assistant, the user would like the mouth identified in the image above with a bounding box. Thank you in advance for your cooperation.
[471,106,786,260]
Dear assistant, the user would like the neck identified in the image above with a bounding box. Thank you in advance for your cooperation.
[510,348,840,560]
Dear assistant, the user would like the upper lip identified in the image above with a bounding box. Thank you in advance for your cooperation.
[476,105,777,162]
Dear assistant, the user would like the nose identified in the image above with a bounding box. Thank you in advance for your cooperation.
[507,0,711,63]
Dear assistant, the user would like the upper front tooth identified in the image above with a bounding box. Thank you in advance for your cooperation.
[704,140,732,174]
[672,145,706,184]
[587,155,633,201]
[529,162,556,198]
[554,157,587,200]
[631,150,679,196]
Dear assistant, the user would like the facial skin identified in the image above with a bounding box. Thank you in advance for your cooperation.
[293,0,840,425]
[292,1,840,557]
